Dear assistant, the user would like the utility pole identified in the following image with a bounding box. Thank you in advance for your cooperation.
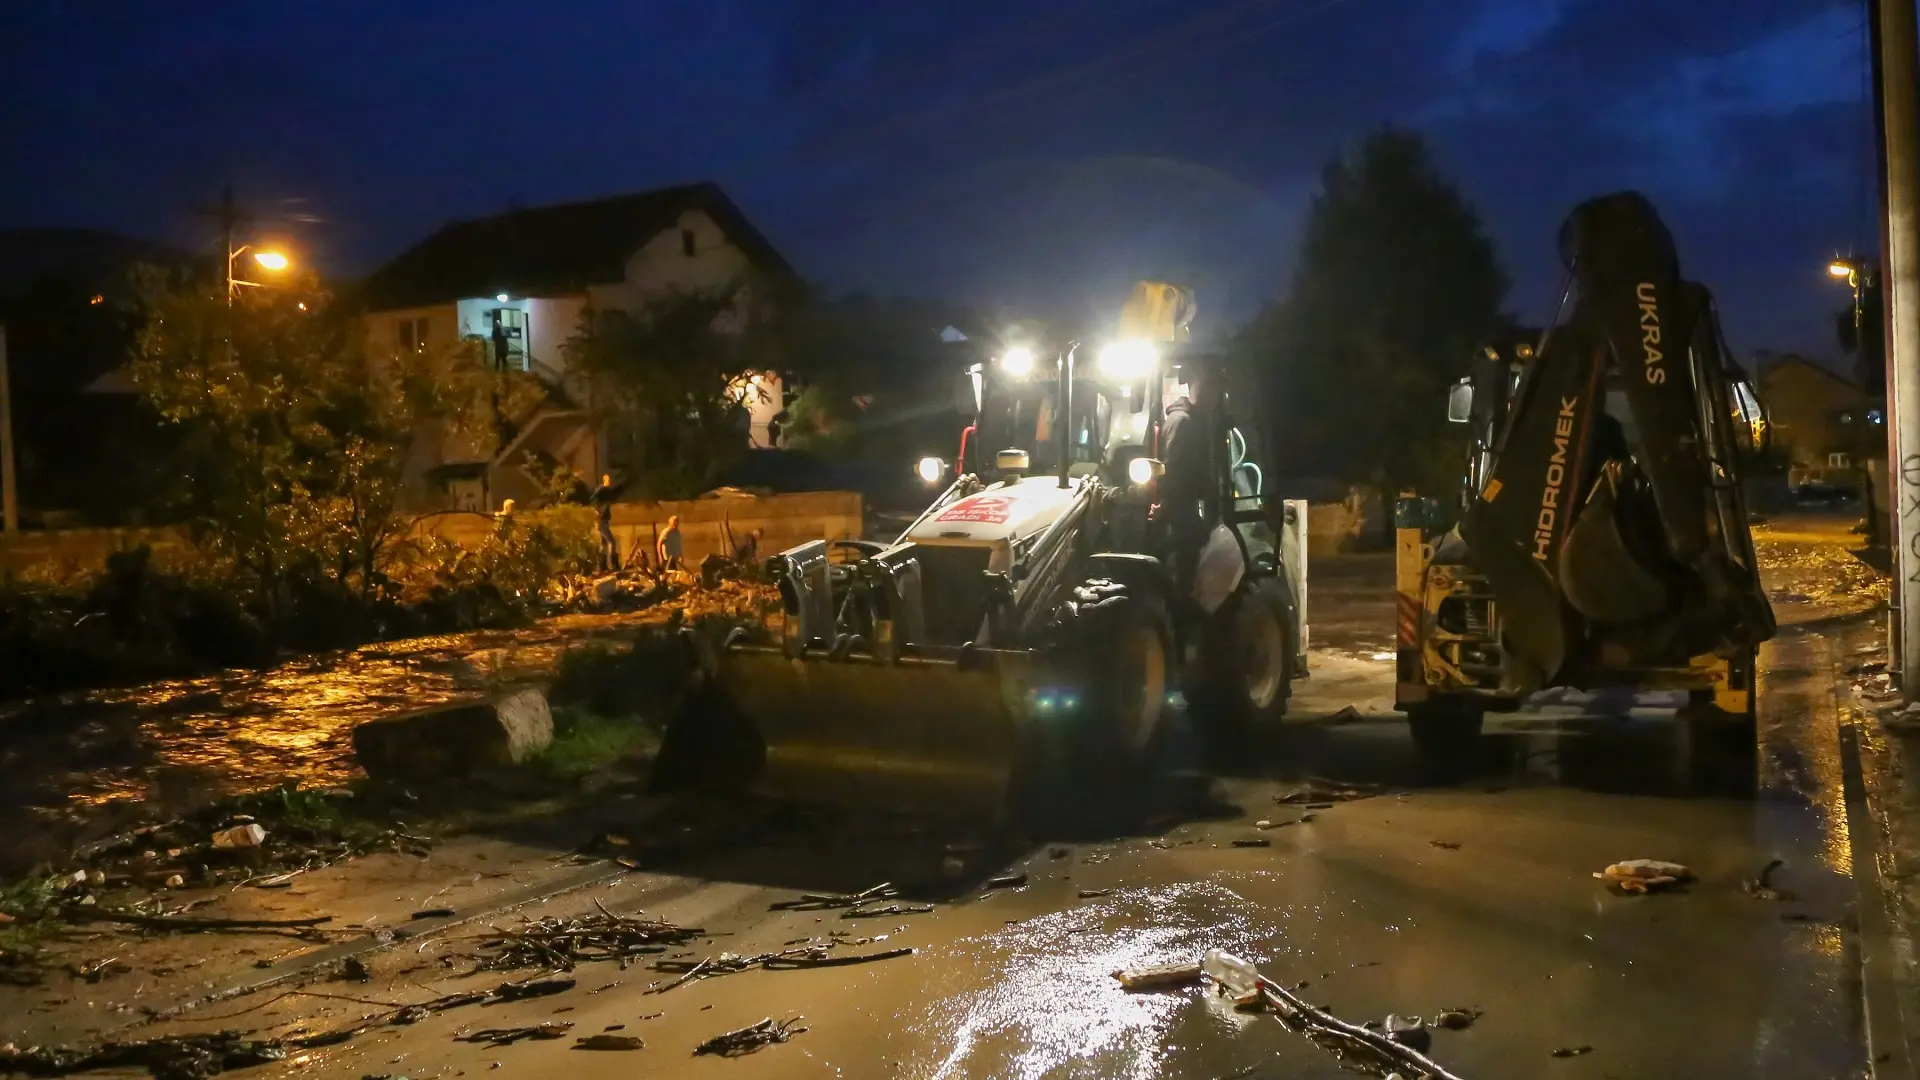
[0,324,15,533]
[1877,0,1920,698]
[1871,0,1902,670]
[195,185,249,305]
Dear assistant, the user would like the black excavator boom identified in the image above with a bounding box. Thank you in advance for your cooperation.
[1458,191,1773,693]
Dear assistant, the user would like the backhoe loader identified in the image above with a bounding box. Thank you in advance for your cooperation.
[653,283,1309,822]
[1394,191,1774,789]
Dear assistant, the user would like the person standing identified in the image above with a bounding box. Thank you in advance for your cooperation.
[1158,364,1219,592]
[589,473,621,573]
[734,526,764,564]
[657,514,684,572]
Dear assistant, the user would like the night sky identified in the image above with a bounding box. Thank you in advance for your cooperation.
[1,0,1877,359]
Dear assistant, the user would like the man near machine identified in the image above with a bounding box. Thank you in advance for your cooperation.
[1158,361,1219,592]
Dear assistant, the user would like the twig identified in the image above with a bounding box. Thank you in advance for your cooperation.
[68,909,334,931]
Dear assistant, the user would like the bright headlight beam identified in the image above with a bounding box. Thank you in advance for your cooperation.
[999,346,1036,377]
[1098,339,1158,380]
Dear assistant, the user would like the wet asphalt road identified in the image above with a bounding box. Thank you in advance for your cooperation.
[150,519,1876,1080]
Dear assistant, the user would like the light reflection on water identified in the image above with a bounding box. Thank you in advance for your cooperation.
[915,882,1278,1080]
[0,613,655,815]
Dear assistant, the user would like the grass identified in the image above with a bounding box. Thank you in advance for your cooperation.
[536,704,658,781]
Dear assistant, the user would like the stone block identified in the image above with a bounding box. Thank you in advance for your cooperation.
[353,687,553,782]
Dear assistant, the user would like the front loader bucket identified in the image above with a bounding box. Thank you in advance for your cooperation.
[653,643,1041,820]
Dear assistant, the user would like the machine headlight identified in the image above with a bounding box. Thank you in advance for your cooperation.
[916,456,946,484]
[1127,456,1163,486]
[1098,339,1159,380]
[998,346,1036,377]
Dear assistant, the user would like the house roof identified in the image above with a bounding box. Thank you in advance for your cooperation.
[360,182,799,312]
[1756,352,1856,389]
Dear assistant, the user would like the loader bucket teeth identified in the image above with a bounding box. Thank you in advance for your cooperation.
[655,643,1041,820]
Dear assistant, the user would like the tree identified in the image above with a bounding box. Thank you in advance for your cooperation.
[563,285,780,499]
[1238,126,1508,517]
[126,266,501,635]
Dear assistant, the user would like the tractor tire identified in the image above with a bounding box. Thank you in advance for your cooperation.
[1680,680,1759,798]
[1019,576,1174,833]
[1193,576,1298,762]
[1405,698,1485,779]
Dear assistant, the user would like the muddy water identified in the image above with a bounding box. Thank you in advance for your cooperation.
[0,612,663,865]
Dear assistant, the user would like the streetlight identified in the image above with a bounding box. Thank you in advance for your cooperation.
[226,243,291,304]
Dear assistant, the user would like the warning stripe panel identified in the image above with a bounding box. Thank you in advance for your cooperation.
[1395,593,1419,646]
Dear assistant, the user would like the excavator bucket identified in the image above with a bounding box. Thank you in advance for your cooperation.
[654,640,1044,820]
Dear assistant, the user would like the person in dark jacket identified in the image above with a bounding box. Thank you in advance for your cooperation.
[1158,365,1219,591]
[589,474,621,572]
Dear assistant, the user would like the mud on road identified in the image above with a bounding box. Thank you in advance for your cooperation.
[0,512,1892,1079]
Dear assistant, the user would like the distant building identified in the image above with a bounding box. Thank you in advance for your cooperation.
[360,182,802,513]
[1753,353,1871,469]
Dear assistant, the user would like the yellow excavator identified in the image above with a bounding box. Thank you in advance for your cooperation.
[653,283,1310,823]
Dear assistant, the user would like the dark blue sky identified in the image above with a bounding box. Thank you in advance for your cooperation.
[0,0,1876,360]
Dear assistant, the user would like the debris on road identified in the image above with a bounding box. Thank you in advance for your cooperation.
[573,1033,646,1051]
[651,942,914,992]
[843,903,934,919]
[1232,838,1272,848]
[1201,949,1469,1080]
[460,1023,574,1045]
[1275,781,1378,805]
[1384,1014,1431,1052]
[1113,961,1204,991]
[472,901,704,971]
[769,882,899,911]
[1325,705,1363,724]
[210,823,268,850]
[1742,858,1796,901]
[1431,1008,1481,1030]
[1552,1045,1594,1058]
[692,1016,807,1057]
[1077,888,1112,899]
[0,1031,303,1080]
[67,909,335,933]
[1429,840,1461,851]
[984,872,1029,890]
[1594,860,1692,894]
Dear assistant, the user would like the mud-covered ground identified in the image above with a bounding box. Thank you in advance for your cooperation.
[0,511,1893,1079]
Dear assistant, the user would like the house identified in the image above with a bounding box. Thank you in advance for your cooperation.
[360,182,802,513]
[1753,353,1871,469]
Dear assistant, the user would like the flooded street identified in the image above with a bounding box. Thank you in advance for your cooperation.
[1,514,1879,1078]
[0,612,668,869]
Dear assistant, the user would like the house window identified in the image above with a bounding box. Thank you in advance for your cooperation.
[397,317,428,353]
[682,229,697,257]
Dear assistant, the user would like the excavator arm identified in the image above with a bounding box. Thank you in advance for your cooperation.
[1459,191,1773,693]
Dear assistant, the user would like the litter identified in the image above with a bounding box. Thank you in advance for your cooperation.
[1552,1045,1593,1058]
[1432,1008,1481,1030]
[211,824,268,850]
[1594,860,1692,894]
[1232,839,1272,848]
[1384,1014,1430,1052]
[1200,949,1468,1080]
[984,873,1029,890]
[1429,841,1461,851]
[692,1016,807,1057]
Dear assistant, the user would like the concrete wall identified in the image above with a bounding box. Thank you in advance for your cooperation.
[0,526,192,579]
[408,490,864,567]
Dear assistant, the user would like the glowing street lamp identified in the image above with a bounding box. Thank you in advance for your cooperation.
[226,244,292,303]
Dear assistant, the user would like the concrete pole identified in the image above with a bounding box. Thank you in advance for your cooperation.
[1872,0,1902,669]
[1879,0,1920,698]
[0,324,16,532]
